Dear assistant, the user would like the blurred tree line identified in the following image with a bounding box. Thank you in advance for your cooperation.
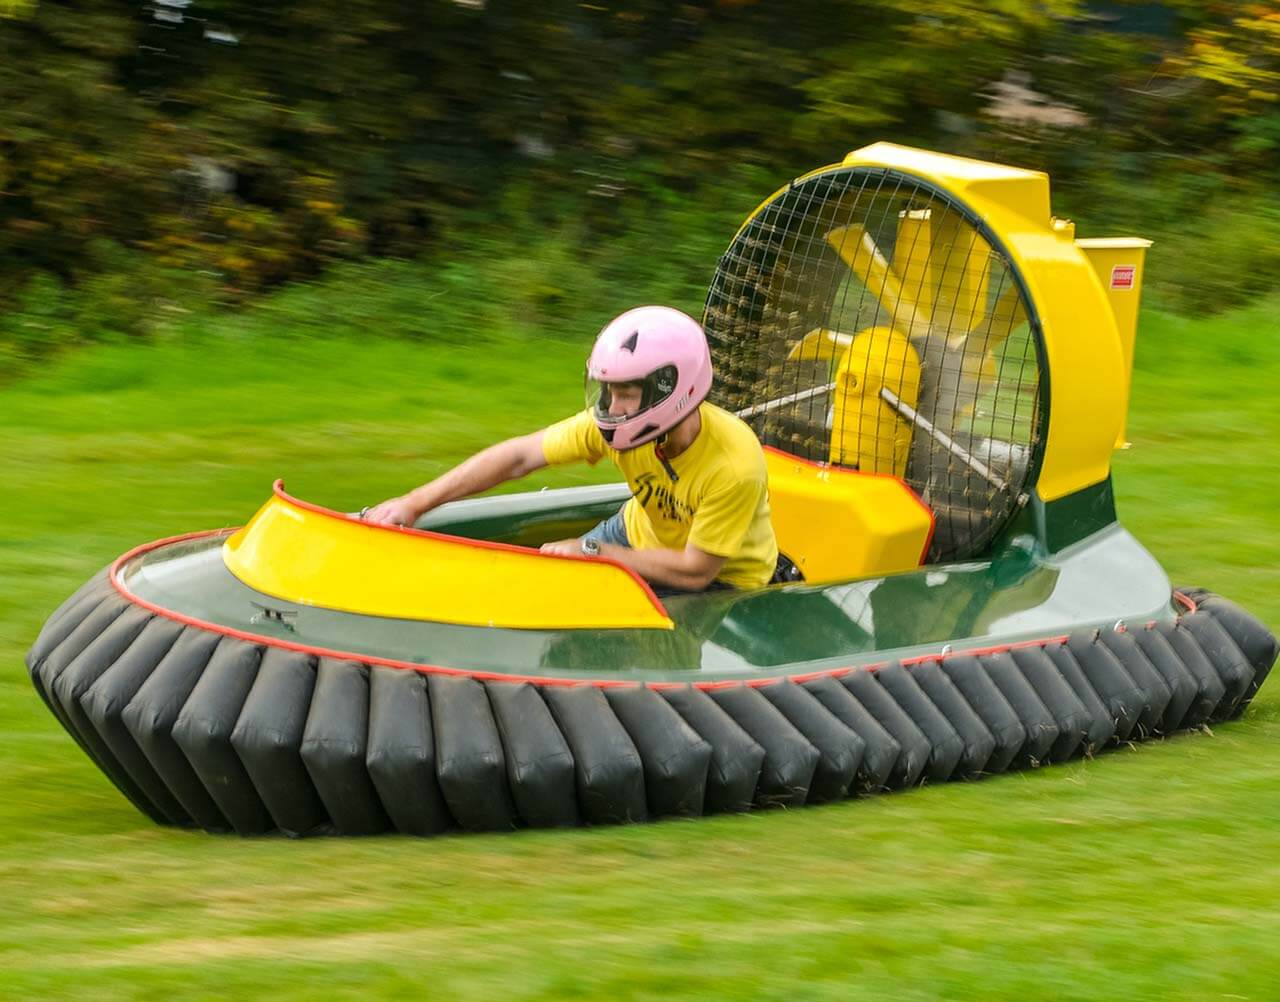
[0,0,1276,368]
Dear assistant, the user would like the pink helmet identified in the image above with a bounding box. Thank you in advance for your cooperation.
[586,306,713,450]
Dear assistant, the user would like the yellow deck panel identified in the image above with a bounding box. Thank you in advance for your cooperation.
[223,484,673,631]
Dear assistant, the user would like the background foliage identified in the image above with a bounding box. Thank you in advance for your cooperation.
[1,1,1278,377]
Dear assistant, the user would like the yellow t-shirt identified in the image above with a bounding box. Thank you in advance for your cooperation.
[541,403,778,590]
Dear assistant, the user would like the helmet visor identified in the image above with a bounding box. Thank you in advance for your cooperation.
[586,366,678,425]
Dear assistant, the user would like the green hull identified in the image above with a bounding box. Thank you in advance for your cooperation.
[118,480,1174,681]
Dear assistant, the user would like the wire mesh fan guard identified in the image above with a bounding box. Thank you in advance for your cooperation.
[704,166,1048,563]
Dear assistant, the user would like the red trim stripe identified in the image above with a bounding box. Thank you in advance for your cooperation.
[106,529,1172,691]
[111,529,635,687]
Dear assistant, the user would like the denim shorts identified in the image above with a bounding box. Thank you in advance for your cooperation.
[583,508,631,548]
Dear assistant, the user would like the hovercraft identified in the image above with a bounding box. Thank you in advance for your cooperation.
[27,143,1277,837]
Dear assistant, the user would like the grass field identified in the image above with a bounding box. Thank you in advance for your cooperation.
[1,291,1278,1000]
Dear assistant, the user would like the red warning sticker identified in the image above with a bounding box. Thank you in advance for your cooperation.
[1111,265,1136,290]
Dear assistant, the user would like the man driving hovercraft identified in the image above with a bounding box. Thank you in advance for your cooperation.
[363,306,778,594]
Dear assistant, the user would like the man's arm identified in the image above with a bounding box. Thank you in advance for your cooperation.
[604,542,727,591]
[363,431,548,526]
[551,472,759,590]
[540,536,726,591]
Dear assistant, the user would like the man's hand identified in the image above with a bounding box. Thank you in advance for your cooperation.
[359,432,550,529]
[540,537,583,557]
[361,496,420,527]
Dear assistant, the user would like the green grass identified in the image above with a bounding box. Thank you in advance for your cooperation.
[1,289,1278,1000]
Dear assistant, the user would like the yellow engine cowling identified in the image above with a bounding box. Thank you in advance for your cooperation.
[764,448,934,584]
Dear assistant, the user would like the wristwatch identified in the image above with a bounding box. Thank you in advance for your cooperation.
[580,537,601,557]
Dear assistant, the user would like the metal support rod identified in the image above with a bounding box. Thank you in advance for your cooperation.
[734,381,1010,494]
[878,387,1008,492]
[734,381,837,419]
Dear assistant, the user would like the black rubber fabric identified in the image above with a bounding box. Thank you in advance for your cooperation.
[50,603,153,745]
[1042,642,1116,753]
[486,681,579,828]
[874,663,964,783]
[300,660,390,836]
[905,661,996,778]
[28,588,106,719]
[36,596,134,766]
[25,571,114,678]
[659,685,764,813]
[1150,621,1228,724]
[1065,633,1145,743]
[1097,630,1172,736]
[758,680,864,802]
[230,648,329,837]
[171,637,272,835]
[1128,627,1199,732]
[366,668,451,836]
[34,596,130,706]
[80,615,190,826]
[605,685,712,817]
[709,685,818,808]
[122,629,230,831]
[1007,647,1089,762]
[980,652,1060,767]
[50,604,168,823]
[1179,613,1254,718]
[428,674,518,831]
[801,674,900,792]
[839,669,931,788]
[26,574,1280,841]
[938,655,1026,774]
[542,685,647,824]
[1194,595,1278,708]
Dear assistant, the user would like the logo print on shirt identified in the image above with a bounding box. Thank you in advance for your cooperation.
[631,472,695,524]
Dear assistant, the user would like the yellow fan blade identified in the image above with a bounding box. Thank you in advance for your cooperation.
[826,224,911,323]
[787,327,855,362]
[930,209,991,335]
[895,209,935,328]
